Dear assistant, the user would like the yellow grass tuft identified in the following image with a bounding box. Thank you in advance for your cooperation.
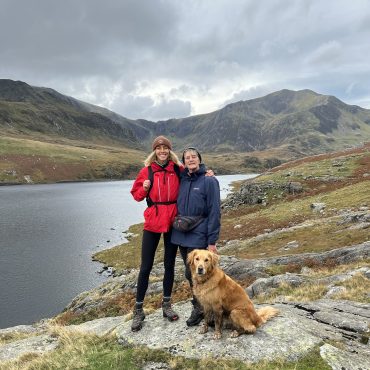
[332,273,370,303]
[255,282,328,304]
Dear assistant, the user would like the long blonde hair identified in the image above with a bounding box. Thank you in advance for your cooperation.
[144,150,182,167]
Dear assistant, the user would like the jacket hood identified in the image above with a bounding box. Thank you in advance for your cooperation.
[182,163,206,179]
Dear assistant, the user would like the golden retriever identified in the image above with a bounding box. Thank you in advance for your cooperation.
[188,249,279,339]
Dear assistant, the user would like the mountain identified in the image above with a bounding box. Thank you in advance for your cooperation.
[153,89,370,156]
[1,80,370,157]
[0,79,145,147]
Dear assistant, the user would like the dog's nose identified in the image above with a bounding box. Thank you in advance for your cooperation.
[197,266,204,275]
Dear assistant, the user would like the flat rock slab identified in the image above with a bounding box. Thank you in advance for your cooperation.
[0,325,41,338]
[0,334,58,362]
[320,343,370,370]
[65,316,125,337]
[284,299,370,341]
[116,301,321,363]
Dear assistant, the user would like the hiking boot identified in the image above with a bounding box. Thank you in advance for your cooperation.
[131,307,145,332]
[162,301,179,321]
[186,299,204,327]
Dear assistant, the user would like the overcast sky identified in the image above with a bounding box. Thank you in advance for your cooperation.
[1,0,370,121]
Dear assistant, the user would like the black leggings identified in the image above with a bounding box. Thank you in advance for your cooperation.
[136,229,178,302]
[179,246,195,288]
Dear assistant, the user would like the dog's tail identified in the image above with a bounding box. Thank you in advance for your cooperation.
[256,306,279,324]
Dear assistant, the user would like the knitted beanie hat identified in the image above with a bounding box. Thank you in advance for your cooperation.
[152,136,172,150]
[182,147,202,163]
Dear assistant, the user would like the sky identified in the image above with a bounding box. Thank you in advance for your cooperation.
[1,0,370,121]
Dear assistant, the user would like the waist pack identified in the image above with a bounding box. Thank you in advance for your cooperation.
[172,215,204,232]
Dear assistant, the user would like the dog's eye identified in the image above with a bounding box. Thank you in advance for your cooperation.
[204,258,209,262]
[195,257,199,261]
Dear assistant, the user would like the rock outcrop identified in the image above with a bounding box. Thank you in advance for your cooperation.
[65,242,369,316]
[1,243,368,369]
[222,181,304,209]
[1,299,368,369]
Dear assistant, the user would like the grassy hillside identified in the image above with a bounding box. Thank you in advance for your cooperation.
[1,133,283,184]
[0,135,144,184]
[0,79,140,147]
[219,143,370,256]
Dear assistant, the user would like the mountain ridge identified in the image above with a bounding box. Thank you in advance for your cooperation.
[1,79,370,183]
[1,79,370,156]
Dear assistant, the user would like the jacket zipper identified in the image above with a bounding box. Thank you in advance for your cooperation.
[185,176,192,215]
[157,176,161,201]
[167,177,170,201]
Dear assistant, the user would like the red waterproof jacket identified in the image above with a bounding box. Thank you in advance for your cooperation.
[130,161,183,233]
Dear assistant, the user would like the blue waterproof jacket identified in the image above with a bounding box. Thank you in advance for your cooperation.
[171,164,221,248]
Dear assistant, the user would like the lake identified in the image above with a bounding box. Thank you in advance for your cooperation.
[0,174,256,329]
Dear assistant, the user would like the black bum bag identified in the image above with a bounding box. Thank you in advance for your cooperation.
[172,215,204,232]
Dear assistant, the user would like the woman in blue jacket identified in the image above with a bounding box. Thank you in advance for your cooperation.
[171,147,221,327]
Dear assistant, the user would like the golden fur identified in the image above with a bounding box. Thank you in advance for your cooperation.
[188,249,279,339]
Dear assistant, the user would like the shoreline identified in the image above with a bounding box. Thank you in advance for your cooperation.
[0,171,252,187]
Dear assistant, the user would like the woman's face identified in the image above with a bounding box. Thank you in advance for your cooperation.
[183,149,200,173]
[155,144,170,164]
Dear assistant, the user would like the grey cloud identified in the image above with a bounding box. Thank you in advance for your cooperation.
[222,86,277,107]
[0,0,178,77]
[146,98,192,121]
[306,41,342,65]
[111,94,192,121]
[0,0,369,119]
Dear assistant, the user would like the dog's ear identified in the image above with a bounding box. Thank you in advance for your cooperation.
[187,250,197,266]
[210,252,220,268]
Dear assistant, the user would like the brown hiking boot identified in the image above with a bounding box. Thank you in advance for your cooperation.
[162,301,179,321]
[131,307,145,332]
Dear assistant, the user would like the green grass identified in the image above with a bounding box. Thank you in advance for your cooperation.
[0,135,142,162]
[93,223,165,274]
[0,135,144,183]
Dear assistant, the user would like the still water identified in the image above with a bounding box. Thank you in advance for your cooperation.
[0,174,256,329]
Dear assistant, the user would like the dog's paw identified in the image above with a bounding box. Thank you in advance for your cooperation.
[199,325,208,334]
[213,331,222,340]
[230,330,240,338]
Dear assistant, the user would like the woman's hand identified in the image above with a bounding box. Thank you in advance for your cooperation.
[143,180,151,192]
[207,244,218,254]
[205,169,215,177]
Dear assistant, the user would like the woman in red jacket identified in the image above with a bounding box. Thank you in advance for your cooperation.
[130,136,183,331]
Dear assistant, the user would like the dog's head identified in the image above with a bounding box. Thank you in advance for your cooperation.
[187,249,219,276]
